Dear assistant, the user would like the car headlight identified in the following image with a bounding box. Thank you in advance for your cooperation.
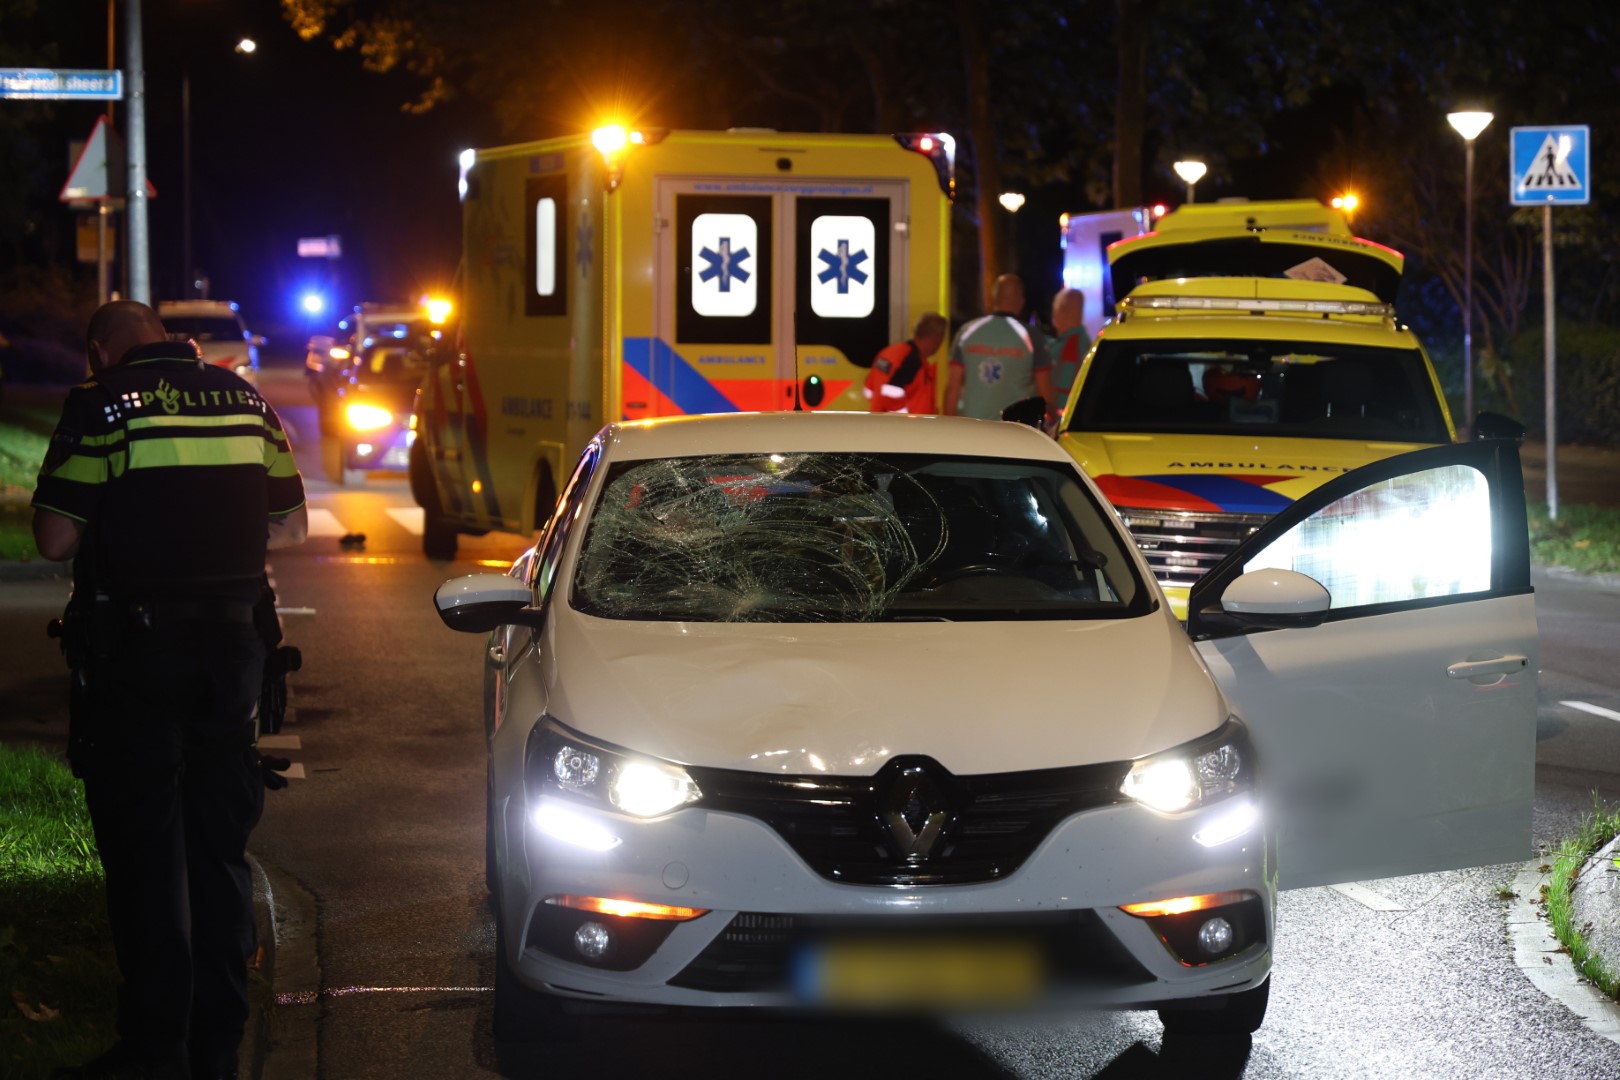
[527,718,701,818]
[345,403,393,431]
[1121,720,1252,813]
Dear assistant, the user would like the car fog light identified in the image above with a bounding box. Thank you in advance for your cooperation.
[531,803,621,851]
[1198,917,1235,956]
[574,921,612,960]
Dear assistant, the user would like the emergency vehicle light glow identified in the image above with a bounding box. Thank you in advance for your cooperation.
[1120,295,1394,317]
[345,403,393,431]
[591,125,629,155]
[1120,890,1250,918]
[545,895,709,921]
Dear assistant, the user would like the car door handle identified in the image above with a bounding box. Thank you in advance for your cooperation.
[1447,655,1529,679]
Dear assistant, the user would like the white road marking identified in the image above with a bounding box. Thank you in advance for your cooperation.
[1329,882,1407,911]
[305,508,347,537]
[276,607,317,616]
[257,735,301,750]
[1561,700,1620,722]
[385,507,424,535]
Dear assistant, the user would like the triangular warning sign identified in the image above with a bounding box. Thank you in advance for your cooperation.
[59,116,156,202]
[1516,133,1583,192]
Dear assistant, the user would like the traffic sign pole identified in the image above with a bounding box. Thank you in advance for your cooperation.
[1543,204,1558,521]
[125,0,149,304]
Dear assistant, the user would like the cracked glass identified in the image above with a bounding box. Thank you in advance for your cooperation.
[570,452,1148,623]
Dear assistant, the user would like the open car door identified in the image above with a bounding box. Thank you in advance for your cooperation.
[1186,440,1536,890]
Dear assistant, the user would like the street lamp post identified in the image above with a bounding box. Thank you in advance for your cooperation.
[1173,160,1207,203]
[183,37,256,298]
[1447,110,1494,438]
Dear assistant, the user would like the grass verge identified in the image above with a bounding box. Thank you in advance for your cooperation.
[1543,797,1620,1000]
[0,400,58,563]
[1530,501,1620,576]
[0,742,116,1079]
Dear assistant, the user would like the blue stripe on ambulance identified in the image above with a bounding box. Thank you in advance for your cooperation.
[623,337,740,416]
[1138,474,1296,515]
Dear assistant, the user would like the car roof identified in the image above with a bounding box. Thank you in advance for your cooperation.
[599,412,1077,464]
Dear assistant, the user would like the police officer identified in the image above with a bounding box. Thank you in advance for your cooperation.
[33,301,308,1080]
[943,274,1056,421]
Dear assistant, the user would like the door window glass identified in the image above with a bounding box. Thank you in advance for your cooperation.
[676,195,772,344]
[531,442,601,603]
[525,175,567,317]
[794,197,891,368]
[1243,464,1492,607]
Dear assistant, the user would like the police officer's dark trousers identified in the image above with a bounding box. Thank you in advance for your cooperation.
[77,614,265,1077]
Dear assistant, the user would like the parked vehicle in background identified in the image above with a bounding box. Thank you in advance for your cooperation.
[156,299,263,385]
[412,126,955,559]
[326,319,448,485]
[306,302,425,432]
[1052,200,1498,618]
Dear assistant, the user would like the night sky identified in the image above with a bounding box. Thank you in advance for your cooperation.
[23,0,499,342]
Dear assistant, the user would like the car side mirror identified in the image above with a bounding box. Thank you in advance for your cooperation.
[1202,568,1330,631]
[434,574,545,633]
[1474,411,1526,443]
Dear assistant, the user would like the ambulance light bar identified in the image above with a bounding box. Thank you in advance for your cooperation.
[894,132,955,199]
[1120,295,1394,317]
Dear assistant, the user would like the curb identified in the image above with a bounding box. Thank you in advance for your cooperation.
[245,853,321,1080]
[1507,857,1620,1044]
[0,558,69,582]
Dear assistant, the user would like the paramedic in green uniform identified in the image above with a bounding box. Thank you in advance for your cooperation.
[33,301,307,1080]
[943,274,1055,421]
[1047,286,1090,415]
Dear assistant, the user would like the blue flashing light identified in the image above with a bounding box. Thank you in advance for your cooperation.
[301,293,325,315]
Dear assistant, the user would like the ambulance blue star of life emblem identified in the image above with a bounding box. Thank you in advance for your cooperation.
[699,238,751,292]
[817,240,869,294]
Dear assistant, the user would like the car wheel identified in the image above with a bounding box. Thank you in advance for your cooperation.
[1157,975,1270,1036]
[493,911,578,1043]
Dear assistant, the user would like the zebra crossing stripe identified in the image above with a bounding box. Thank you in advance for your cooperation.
[305,508,347,537]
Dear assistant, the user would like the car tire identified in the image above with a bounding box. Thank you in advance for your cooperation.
[493,913,578,1043]
[424,515,459,560]
[1157,976,1270,1036]
[411,440,459,559]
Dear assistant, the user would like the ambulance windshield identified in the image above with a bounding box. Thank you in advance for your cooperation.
[570,452,1149,623]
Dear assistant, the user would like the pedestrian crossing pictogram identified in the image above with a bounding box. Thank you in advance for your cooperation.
[1511,125,1591,207]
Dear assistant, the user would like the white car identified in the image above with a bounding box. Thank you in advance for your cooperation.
[434,412,1535,1041]
[156,299,263,384]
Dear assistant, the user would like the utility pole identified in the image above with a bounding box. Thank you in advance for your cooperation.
[125,0,150,303]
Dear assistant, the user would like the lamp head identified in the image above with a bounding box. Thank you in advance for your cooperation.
[1446,111,1494,141]
[1173,160,1208,185]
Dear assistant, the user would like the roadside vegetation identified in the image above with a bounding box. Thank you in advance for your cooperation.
[0,742,116,1078]
[0,399,57,561]
[1543,798,1620,1000]
[1529,501,1620,577]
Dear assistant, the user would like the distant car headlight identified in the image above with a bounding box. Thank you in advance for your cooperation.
[528,718,701,819]
[345,403,393,431]
[1121,720,1252,813]
[329,346,351,360]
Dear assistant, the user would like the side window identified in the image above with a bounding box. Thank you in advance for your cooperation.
[1243,463,1492,608]
[525,175,567,317]
[794,196,891,369]
[676,194,772,344]
[530,443,601,603]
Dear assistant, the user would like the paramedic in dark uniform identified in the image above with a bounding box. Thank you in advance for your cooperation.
[34,301,308,1080]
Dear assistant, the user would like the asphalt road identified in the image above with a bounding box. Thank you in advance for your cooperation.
[3,364,1620,1078]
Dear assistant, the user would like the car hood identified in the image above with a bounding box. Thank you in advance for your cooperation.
[540,608,1225,776]
[1058,431,1432,514]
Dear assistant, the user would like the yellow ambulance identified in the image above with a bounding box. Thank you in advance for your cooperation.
[1057,201,1464,618]
[411,127,954,556]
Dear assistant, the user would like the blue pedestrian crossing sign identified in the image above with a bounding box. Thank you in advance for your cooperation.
[1511,126,1590,206]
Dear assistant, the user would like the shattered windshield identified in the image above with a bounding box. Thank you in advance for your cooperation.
[569,452,1149,623]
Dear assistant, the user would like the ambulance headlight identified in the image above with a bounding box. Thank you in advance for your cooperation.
[528,718,701,819]
[1122,721,1252,813]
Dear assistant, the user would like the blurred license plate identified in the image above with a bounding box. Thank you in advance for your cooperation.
[797,937,1045,1007]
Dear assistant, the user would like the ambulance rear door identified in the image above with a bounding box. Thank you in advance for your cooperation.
[648,177,908,416]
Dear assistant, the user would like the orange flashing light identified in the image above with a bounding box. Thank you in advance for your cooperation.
[547,895,710,921]
[1120,890,1250,918]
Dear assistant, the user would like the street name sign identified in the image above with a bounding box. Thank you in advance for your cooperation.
[1,68,123,100]
[1511,125,1590,206]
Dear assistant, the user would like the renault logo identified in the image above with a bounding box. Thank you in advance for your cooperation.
[880,765,951,860]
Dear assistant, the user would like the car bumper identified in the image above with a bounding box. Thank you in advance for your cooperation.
[343,427,413,472]
[496,790,1275,1011]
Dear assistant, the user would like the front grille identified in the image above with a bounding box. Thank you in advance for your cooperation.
[668,909,1150,993]
[1113,508,1269,587]
[686,755,1130,887]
